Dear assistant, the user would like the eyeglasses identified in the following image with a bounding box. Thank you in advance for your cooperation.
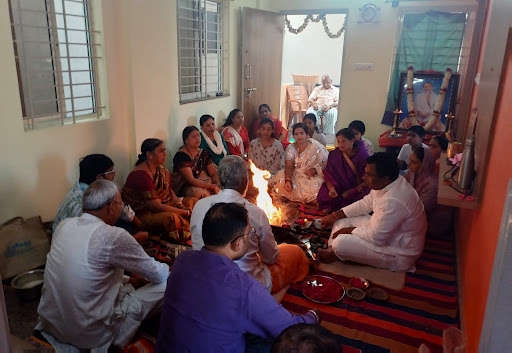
[102,168,116,176]
[110,200,128,211]
[230,227,257,244]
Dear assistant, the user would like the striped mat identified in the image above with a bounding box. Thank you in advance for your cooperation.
[281,237,459,353]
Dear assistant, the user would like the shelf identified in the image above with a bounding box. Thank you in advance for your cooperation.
[437,153,479,210]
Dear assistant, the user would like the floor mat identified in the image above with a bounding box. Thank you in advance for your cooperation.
[280,237,459,353]
[317,261,406,291]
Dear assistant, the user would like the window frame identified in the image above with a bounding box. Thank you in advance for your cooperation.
[176,0,226,104]
[9,0,108,130]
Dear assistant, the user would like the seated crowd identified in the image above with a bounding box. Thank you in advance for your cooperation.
[41,103,451,351]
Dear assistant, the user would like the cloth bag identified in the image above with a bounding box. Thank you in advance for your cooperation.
[0,216,50,279]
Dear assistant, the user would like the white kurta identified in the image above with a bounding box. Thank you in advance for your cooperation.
[307,85,340,134]
[397,143,429,165]
[190,189,279,291]
[329,176,427,272]
[38,213,169,350]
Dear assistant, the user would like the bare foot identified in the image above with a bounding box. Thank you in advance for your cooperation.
[317,246,339,264]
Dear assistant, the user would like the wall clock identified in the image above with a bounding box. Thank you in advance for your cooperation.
[359,3,380,23]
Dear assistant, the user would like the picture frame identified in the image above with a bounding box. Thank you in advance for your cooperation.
[397,71,460,132]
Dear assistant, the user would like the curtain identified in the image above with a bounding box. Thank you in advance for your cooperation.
[382,12,467,125]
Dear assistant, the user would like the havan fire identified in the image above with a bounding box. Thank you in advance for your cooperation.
[249,161,282,226]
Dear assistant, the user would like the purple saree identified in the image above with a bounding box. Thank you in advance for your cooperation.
[317,141,369,212]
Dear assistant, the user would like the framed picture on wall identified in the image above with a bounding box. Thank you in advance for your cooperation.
[397,71,460,132]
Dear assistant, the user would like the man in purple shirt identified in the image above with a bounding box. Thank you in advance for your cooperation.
[156,203,319,353]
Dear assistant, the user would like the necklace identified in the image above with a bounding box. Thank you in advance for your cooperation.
[145,160,155,178]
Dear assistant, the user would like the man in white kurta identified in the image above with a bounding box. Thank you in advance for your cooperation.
[37,180,169,351]
[318,152,427,272]
[191,155,309,293]
[306,74,339,134]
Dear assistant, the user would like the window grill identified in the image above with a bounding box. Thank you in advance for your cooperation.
[9,0,105,129]
[177,0,224,103]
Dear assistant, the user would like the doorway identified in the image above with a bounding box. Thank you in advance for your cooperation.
[280,13,346,146]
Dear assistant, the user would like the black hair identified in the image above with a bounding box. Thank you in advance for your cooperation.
[413,146,425,162]
[182,126,200,144]
[271,324,340,353]
[202,203,249,247]
[303,113,319,133]
[335,128,355,140]
[366,152,399,181]
[292,122,308,135]
[408,125,426,138]
[222,109,242,127]
[259,117,275,130]
[79,154,114,185]
[432,134,449,151]
[199,114,214,127]
[135,138,164,166]
[348,120,366,135]
[260,118,276,139]
[259,104,271,113]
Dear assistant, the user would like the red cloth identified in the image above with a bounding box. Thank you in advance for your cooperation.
[223,125,250,156]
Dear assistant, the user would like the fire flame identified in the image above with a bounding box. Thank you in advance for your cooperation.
[249,161,282,226]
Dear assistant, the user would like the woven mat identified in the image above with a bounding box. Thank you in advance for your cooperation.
[281,237,459,353]
[318,261,406,291]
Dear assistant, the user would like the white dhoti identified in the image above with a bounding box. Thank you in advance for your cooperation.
[37,281,167,352]
[328,215,418,272]
[306,107,338,134]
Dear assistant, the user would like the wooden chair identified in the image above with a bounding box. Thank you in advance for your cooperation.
[286,85,310,128]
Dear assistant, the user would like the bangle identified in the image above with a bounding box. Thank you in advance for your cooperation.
[308,309,320,323]
[187,210,191,217]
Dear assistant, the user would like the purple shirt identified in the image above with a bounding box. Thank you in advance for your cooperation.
[156,248,316,353]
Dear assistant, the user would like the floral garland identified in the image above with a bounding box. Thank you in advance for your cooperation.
[285,15,346,39]
[406,66,452,130]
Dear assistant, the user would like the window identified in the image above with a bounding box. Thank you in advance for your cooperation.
[384,11,468,116]
[177,0,224,103]
[9,0,105,129]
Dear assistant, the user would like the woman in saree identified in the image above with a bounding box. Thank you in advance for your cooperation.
[303,113,327,147]
[199,114,229,166]
[405,147,453,238]
[317,128,370,213]
[222,108,250,157]
[172,126,220,199]
[272,122,328,204]
[122,138,196,243]
[252,104,289,149]
[429,134,449,173]
[248,118,284,185]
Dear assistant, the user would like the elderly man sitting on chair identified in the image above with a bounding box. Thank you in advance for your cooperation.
[318,152,427,272]
[306,74,339,134]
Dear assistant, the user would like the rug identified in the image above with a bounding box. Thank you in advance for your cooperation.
[317,261,406,291]
[280,237,459,353]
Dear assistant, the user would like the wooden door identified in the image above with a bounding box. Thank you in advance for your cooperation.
[240,8,284,138]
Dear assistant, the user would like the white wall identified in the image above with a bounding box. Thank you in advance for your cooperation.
[0,0,132,223]
[263,0,475,147]
[0,0,475,223]
[281,14,345,85]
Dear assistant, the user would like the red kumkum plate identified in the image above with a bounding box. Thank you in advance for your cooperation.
[301,275,345,304]
[349,277,370,290]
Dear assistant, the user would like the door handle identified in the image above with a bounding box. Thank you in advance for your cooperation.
[245,87,257,98]
[245,64,252,80]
